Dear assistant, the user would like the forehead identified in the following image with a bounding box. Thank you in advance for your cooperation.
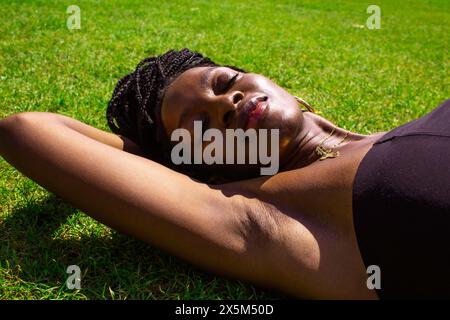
[163,66,211,107]
[161,66,210,134]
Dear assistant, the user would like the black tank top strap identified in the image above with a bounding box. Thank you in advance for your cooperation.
[375,99,450,144]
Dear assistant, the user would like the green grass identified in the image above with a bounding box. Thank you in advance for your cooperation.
[0,0,448,299]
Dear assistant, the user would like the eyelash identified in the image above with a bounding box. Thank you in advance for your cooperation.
[220,72,239,93]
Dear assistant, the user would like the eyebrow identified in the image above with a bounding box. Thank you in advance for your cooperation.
[200,66,217,90]
[177,66,217,128]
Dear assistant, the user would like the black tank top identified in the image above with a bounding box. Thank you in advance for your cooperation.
[352,99,450,299]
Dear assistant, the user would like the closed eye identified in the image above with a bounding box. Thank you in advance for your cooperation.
[224,72,239,91]
[215,72,239,94]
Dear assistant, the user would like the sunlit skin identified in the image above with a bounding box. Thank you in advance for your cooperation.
[162,66,372,177]
[162,66,301,178]
[0,67,389,299]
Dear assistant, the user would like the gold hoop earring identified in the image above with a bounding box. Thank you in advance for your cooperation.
[294,96,315,113]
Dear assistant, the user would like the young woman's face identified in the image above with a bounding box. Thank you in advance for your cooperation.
[160,66,305,179]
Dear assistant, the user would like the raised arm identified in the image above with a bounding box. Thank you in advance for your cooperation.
[34,113,145,156]
[0,112,274,287]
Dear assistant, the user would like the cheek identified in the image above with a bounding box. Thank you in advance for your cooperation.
[255,79,299,117]
[265,100,302,133]
[265,101,303,155]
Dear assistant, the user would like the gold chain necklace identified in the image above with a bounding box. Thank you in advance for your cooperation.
[315,128,350,160]
[294,95,351,161]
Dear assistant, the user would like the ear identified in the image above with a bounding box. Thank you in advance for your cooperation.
[294,96,315,113]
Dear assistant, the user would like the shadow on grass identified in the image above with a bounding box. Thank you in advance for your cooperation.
[0,194,285,299]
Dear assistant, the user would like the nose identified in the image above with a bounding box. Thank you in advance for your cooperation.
[216,90,244,128]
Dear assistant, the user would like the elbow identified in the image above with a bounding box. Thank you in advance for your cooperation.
[0,112,55,157]
[1,112,34,131]
[0,112,53,134]
[1,113,25,136]
[0,112,48,148]
[0,113,30,156]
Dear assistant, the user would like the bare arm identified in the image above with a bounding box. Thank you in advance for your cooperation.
[52,114,144,156]
[0,112,272,285]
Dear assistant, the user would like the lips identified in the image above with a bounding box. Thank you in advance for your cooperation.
[237,95,269,130]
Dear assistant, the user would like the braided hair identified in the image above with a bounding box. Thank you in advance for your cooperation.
[106,48,246,182]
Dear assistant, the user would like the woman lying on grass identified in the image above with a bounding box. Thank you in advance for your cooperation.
[1,48,449,299]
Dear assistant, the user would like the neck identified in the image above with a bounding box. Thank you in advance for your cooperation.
[280,111,379,171]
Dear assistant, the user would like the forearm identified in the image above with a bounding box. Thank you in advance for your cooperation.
[0,112,143,156]
[0,112,165,230]
[58,114,144,156]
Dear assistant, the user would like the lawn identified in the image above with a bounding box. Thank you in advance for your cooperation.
[0,0,448,299]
